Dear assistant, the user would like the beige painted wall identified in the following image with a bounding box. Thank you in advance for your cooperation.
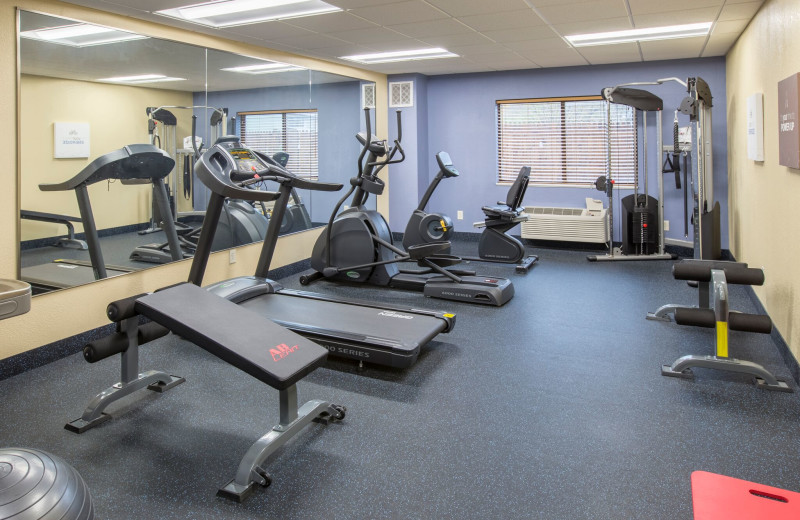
[20,74,193,241]
[0,0,387,360]
[726,0,800,361]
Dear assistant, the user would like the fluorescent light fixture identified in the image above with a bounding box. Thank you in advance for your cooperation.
[19,23,147,47]
[221,62,305,74]
[98,74,187,84]
[155,0,341,28]
[340,48,458,64]
[566,22,712,47]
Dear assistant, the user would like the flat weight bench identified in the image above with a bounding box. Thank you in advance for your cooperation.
[657,261,791,392]
[20,210,88,250]
[66,283,345,502]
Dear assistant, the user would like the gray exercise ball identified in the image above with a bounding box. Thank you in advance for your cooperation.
[0,448,94,519]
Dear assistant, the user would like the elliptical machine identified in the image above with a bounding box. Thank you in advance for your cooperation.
[402,151,538,273]
[300,109,514,307]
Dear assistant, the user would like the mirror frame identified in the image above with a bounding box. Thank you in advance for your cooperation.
[15,3,387,293]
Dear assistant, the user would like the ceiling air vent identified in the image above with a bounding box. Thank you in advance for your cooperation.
[362,83,375,109]
[389,81,413,108]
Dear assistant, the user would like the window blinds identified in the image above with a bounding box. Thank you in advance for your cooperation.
[497,97,637,186]
[239,109,319,181]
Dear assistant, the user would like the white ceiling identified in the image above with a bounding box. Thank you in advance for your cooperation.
[60,0,763,75]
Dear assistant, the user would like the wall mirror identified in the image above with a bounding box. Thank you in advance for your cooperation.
[17,9,374,296]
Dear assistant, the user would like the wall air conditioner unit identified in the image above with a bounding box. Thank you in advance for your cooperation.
[521,198,609,243]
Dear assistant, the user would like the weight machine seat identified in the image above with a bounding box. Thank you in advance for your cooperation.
[134,283,327,391]
[479,166,531,223]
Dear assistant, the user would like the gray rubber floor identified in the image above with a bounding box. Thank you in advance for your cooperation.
[2,243,799,519]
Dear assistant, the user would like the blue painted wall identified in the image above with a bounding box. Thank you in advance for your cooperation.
[388,57,728,249]
[193,80,364,223]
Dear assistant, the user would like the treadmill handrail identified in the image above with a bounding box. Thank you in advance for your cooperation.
[39,145,174,191]
[251,150,343,192]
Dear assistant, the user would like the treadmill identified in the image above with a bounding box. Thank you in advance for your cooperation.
[187,137,455,368]
[21,145,184,294]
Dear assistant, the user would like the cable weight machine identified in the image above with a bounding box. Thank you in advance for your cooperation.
[588,86,675,261]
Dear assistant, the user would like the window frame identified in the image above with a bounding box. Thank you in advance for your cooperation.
[496,96,638,188]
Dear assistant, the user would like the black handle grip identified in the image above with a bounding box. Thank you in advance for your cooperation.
[674,308,716,328]
[729,313,772,334]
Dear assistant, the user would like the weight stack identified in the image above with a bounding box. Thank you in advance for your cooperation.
[621,194,659,255]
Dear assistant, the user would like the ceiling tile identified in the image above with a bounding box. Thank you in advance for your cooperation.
[482,26,561,43]
[719,1,763,21]
[554,17,632,36]
[627,0,723,16]
[386,18,473,38]
[348,1,449,25]
[326,0,399,8]
[503,38,571,52]
[457,9,547,32]
[633,7,718,27]
[327,26,409,44]
[519,48,588,68]
[702,33,740,56]
[266,33,351,50]
[465,52,536,68]
[577,42,641,65]
[425,0,531,17]
[448,43,512,57]
[282,11,379,33]
[418,32,495,48]
[712,19,749,35]
[225,21,317,41]
[536,0,629,24]
[639,36,706,60]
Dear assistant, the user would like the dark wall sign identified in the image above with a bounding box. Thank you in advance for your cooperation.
[778,73,800,169]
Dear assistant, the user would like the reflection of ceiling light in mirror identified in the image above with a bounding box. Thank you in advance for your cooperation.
[340,48,458,64]
[98,74,187,84]
[19,23,147,47]
[221,62,306,74]
[155,0,341,28]
[566,23,712,47]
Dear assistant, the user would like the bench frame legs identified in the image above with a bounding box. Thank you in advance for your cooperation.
[218,386,345,502]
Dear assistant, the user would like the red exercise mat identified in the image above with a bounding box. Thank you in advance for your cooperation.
[692,470,800,519]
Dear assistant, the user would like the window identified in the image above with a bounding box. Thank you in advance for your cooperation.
[239,109,318,180]
[497,96,637,186]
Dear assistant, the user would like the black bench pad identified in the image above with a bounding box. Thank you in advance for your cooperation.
[135,283,328,390]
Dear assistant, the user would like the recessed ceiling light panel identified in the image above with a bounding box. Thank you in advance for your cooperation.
[98,74,187,84]
[221,61,306,74]
[20,23,147,47]
[566,22,712,47]
[340,48,458,65]
[156,0,341,28]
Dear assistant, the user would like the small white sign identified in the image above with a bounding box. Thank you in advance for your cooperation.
[747,92,764,161]
[54,122,90,158]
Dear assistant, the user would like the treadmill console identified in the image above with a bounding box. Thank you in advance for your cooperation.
[216,139,270,178]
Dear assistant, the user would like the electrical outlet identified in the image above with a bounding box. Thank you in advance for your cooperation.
[229,249,237,264]
[664,220,670,231]
[457,210,463,220]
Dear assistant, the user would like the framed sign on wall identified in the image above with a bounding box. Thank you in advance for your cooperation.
[778,73,800,169]
[53,122,90,159]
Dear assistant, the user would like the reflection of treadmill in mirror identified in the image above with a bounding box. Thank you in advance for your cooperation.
[21,145,183,294]
[271,151,312,235]
[132,108,269,263]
